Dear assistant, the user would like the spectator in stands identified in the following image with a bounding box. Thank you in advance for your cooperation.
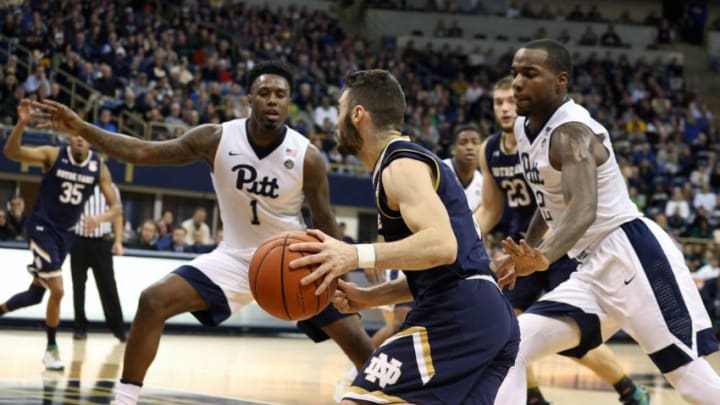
[128,220,158,250]
[181,207,212,245]
[154,219,172,251]
[447,20,463,38]
[578,25,598,45]
[7,195,27,241]
[94,109,118,133]
[23,64,51,99]
[666,187,692,223]
[165,227,192,253]
[586,5,603,22]
[695,183,717,213]
[161,209,176,232]
[600,24,622,47]
[0,209,16,241]
[432,19,448,37]
[557,28,571,44]
[566,4,585,21]
[657,19,673,45]
[313,95,338,128]
[688,207,714,239]
[691,162,711,187]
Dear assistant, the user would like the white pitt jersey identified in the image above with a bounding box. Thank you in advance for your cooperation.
[514,99,640,259]
[443,158,483,211]
[214,119,309,253]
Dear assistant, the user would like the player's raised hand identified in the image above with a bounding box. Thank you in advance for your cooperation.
[288,229,357,295]
[501,237,549,276]
[30,100,85,135]
[333,280,374,313]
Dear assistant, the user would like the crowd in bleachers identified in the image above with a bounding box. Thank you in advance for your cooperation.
[2,1,720,312]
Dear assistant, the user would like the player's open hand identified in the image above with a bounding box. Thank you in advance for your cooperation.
[501,237,549,276]
[288,229,357,296]
[333,280,374,313]
[30,100,85,135]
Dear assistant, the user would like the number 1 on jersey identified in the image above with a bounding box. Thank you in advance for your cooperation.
[250,199,260,225]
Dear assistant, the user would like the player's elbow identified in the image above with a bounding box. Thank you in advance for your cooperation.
[3,145,18,161]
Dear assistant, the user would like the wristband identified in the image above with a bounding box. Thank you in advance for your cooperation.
[356,244,376,269]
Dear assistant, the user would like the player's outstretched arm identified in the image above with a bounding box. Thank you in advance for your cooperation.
[535,122,601,264]
[32,100,220,166]
[475,139,505,234]
[334,278,413,313]
[4,99,57,168]
[302,144,340,238]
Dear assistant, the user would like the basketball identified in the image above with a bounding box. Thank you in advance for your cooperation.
[249,231,337,321]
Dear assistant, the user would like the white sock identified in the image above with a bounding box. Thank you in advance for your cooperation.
[114,382,142,405]
[345,366,357,380]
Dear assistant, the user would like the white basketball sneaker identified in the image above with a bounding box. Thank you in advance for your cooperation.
[42,348,64,371]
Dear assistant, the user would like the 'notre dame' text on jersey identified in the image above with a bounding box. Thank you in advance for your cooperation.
[32,146,101,230]
[514,99,640,258]
[484,131,536,239]
[214,119,309,254]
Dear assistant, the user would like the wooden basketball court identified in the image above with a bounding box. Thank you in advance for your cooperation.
[0,329,718,404]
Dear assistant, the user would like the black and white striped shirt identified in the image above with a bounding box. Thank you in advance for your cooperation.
[73,184,121,238]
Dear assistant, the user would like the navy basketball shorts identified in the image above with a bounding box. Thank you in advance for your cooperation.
[503,254,578,311]
[26,218,75,279]
[344,276,520,404]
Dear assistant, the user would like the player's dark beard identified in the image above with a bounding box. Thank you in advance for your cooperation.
[337,114,363,155]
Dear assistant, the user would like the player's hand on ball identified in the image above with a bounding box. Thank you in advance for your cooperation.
[333,280,373,313]
[289,229,357,296]
[501,238,549,276]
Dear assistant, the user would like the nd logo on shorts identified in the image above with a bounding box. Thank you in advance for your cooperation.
[364,353,403,388]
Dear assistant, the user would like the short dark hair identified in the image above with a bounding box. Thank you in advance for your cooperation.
[523,39,572,77]
[247,61,294,92]
[452,123,482,144]
[343,70,405,131]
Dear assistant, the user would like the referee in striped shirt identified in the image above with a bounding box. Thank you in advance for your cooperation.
[71,183,126,342]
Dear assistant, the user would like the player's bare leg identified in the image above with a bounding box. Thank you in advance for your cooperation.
[320,314,375,370]
[575,345,649,404]
[42,277,64,371]
[115,274,208,405]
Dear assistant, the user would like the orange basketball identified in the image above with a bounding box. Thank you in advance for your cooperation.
[249,231,337,321]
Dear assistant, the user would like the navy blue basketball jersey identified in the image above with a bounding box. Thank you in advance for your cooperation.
[373,138,493,300]
[485,132,536,239]
[31,147,102,230]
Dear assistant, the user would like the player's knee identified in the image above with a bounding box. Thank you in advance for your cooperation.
[137,286,172,319]
[665,358,720,404]
[28,284,46,305]
[47,285,64,301]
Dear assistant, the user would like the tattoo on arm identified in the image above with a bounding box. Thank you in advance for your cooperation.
[79,123,221,165]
